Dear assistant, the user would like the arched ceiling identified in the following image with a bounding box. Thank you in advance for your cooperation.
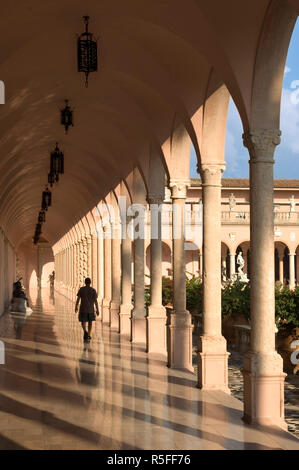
[0,0,298,248]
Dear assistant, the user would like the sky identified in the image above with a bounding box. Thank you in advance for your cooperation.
[190,19,299,179]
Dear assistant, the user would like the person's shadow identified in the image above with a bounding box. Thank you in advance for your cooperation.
[75,344,100,408]
[76,344,100,387]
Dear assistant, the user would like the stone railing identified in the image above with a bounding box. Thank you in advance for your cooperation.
[221,211,299,225]
[221,211,250,224]
[145,205,299,226]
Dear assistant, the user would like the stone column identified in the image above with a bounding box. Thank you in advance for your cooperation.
[279,255,284,285]
[168,181,193,371]
[131,209,147,344]
[229,252,236,280]
[110,223,121,329]
[119,218,133,336]
[86,235,92,279]
[97,232,104,317]
[56,252,60,284]
[62,249,66,287]
[147,194,167,356]
[82,237,88,280]
[102,225,112,324]
[198,164,229,392]
[199,251,203,278]
[221,258,227,281]
[243,251,248,275]
[74,242,79,291]
[243,129,286,428]
[79,240,84,286]
[66,246,70,290]
[91,234,98,293]
[289,252,296,290]
[71,244,75,291]
[37,244,42,289]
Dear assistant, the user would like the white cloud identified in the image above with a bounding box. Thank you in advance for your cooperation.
[280,87,299,154]
[284,66,291,75]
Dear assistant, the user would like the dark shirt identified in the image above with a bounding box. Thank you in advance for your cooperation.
[77,286,98,314]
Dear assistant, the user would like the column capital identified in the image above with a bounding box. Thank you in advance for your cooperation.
[147,193,164,205]
[199,163,225,186]
[169,179,190,199]
[85,234,92,244]
[243,129,281,162]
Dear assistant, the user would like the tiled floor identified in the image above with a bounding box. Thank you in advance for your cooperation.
[0,289,298,450]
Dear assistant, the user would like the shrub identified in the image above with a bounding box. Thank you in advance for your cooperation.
[162,276,173,306]
[221,281,250,321]
[186,274,203,314]
[275,285,299,330]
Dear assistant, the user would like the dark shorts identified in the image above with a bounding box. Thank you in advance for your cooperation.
[79,312,96,322]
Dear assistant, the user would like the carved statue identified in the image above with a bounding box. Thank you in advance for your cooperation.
[237,251,245,275]
[221,265,227,282]
[290,195,296,213]
[229,193,236,211]
[236,251,249,283]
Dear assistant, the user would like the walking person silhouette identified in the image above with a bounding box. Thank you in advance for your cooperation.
[75,278,99,342]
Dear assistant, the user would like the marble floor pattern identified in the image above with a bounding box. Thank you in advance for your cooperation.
[0,289,298,450]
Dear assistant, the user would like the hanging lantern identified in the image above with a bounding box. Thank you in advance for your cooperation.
[50,143,64,178]
[42,187,52,211]
[77,16,98,87]
[48,171,55,187]
[35,223,42,237]
[60,99,74,134]
[38,210,46,224]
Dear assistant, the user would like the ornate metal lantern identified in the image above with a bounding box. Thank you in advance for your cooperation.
[60,99,73,134]
[42,187,52,211]
[38,210,46,224]
[50,143,64,181]
[35,223,42,236]
[77,16,98,87]
[48,171,55,187]
[34,222,42,244]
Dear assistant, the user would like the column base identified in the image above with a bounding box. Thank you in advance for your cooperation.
[131,315,146,344]
[110,301,120,330]
[168,311,193,371]
[198,335,230,393]
[147,305,167,356]
[242,351,287,429]
[119,303,132,336]
[102,298,111,325]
